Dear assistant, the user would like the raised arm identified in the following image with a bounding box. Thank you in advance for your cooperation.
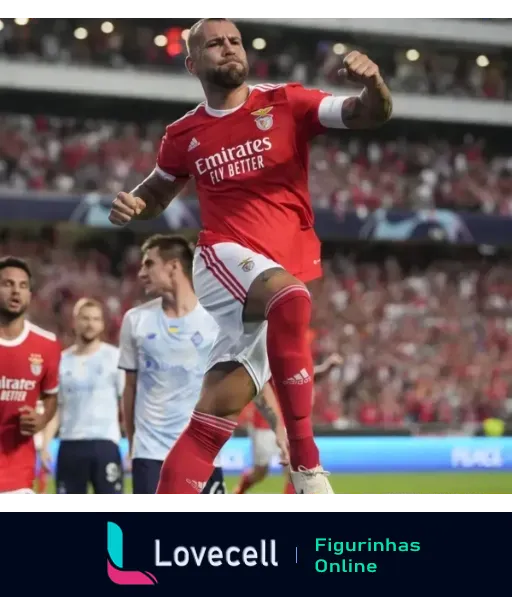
[339,51,393,129]
[284,61,392,140]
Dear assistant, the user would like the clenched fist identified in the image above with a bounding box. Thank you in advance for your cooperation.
[19,406,45,436]
[339,51,382,87]
[108,192,147,226]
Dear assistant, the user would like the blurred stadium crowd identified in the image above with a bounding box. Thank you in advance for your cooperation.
[2,231,510,429]
[1,113,512,215]
[1,18,512,434]
[2,18,512,101]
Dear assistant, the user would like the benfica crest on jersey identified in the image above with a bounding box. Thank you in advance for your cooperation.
[251,107,274,131]
[29,353,44,376]
[239,258,255,272]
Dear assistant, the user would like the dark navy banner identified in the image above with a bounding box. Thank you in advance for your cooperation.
[3,192,512,246]
[1,513,508,594]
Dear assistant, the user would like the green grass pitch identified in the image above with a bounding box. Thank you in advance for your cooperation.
[45,472,512,494]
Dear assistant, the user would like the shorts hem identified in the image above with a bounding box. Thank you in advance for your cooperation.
[206,354,267,396]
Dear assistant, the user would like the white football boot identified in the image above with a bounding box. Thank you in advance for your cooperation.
[290,465,334,494]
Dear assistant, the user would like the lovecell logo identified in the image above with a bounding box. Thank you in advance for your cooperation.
[107,522,158,586]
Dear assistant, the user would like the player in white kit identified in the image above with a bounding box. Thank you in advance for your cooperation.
[120,234,286,494]
[41,299,125,493]
[119,235,225,493]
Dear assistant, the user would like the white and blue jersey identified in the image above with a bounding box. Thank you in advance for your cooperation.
[58,343,124,444]
[118,298,220,462]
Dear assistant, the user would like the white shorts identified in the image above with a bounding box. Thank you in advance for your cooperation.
[193,243,282,393]
[0,489,35,494]
[249,427,278,467]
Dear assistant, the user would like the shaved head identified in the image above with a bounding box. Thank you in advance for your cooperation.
[186,18,231,57]
[185,18,249,89]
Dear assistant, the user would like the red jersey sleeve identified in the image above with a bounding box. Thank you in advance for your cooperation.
[41,340,61,396]
[155,125,190,181]
[285,83,349,139]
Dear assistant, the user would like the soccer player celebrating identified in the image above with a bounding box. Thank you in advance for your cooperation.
[41,299,124,494]
[108,18,392,494]
[0,257,61,494]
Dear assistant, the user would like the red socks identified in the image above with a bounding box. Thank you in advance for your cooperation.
[156,412,236,494]
[156,281,320,492]
[266,286,319,471]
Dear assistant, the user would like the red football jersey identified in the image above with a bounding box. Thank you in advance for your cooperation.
[0,321,61,492]
[156,83,348,283]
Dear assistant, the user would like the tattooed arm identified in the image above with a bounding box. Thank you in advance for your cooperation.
[253,383,289,466]
[342,82,393,129]
[131,172,190,221]
[108,171,189,226]
[339,51,393,129]
[253,383,282,432]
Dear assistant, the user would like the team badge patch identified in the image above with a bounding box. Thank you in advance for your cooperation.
[191,332,204,347]
[29,353,44,376]
[239,258,255,272]
[251,107,274,131]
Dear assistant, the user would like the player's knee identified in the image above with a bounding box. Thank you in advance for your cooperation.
[195,404,241,423]
[266,287,312,334]
[244,268,300,322]
[196,391,248,419]
[197,362,256,417]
